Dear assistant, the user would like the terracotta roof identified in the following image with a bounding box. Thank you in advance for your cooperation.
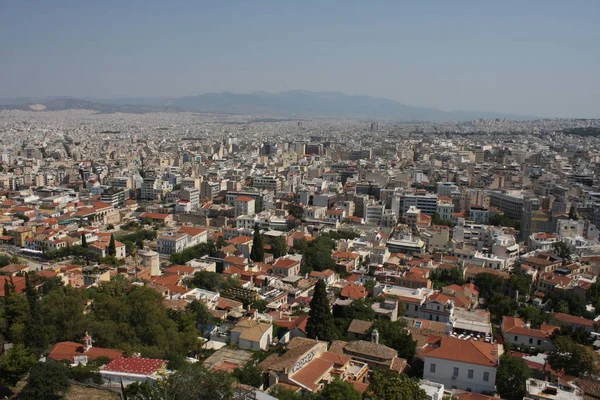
[0,276,26,297]
[553,312,595,328]
[290,357,334,392]
[48,342,122,362]
[340,283,368,300]
[424,336,499,367]
[341,340,397,360]
[273,257,300,269]
[347,319,374,335]
[178,226,207,237]
[102,356,166,376]
[502,316,557,339]
[259,337,321,372]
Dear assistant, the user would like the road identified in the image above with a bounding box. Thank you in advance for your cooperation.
[0,244,46,271]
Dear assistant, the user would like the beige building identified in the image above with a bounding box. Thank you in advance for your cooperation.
[230,318,273,351]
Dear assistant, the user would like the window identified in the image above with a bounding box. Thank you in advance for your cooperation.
[529,338,533,344]
[430,363,436,373]
[483,372,490,382]
[453,367,459,377]
[468,369,474,379]
[537,340,541,346]
[514,335,518,341]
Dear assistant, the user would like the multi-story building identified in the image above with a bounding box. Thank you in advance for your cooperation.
[423,336,498,394]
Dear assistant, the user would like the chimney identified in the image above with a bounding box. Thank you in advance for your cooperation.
[371,328,380,344]
[83,332,92,352]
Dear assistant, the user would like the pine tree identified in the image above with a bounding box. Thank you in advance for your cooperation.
[81,233,87,248]
[108,234,116,256]
[250,225,264,263]
[23,274,48,353]
[306,279,337,341]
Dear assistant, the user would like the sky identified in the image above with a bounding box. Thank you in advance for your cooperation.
[1,0,599,118]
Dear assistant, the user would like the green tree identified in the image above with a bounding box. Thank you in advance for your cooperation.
[320,378,362,400]
[108,234,116,256]
[187,300,213,334]
[165,363,235,400]
[474,272,505,299]
[21,361,71,400]
[306,280,337,341]
[0,344,37,386]
[269,235,288,258]
[250,225,265,263]
[373,319,417,359]
[23,274,48,353]
[496,355,531,400]
[549,336,598,376]
[367,370,427,400]
[190,270,221,292]
[509,273,532,298]
[552,241,571,260]
[301,235,336,273]
[233,362,263,388]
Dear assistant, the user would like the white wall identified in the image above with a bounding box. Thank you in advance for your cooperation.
[423,357,496,394]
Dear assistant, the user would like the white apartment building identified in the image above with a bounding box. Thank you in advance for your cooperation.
[403,192,439,216]
[234,196,256,218]
[180,187,200,207]
[437,199,454,221]
[157,232,189,255]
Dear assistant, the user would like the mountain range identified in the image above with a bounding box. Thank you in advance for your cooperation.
[0,91,535,121]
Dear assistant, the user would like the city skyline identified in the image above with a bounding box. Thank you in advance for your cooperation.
[1,1,600,118]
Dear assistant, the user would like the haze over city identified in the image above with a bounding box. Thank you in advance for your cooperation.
[3,2,600,400]
[1,0,600,118]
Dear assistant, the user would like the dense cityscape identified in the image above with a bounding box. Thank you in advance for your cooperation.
[1,107,600,399]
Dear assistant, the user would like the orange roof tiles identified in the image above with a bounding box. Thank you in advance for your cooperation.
[425,336,498,367]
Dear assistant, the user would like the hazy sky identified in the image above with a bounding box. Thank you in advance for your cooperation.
[1,1,599,118]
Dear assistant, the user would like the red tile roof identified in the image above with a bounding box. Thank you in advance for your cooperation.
[0,276,26,297]
[425,336,499,367]
[102,356,166,376]
[48,342,122,362]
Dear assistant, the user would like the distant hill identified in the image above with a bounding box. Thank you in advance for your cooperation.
[0,98,179,114]
[0,91,535,121]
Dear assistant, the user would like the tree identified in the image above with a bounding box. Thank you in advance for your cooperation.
[187,300,213,334]
[552,241,571,260]
[373,319,417,359]
[233,362,263,388]
[21,361,71,400]
[496,355,531,400]
[474,272,505,299]
[549,336,598,377]
[23,274,48,353]
[165,363,235,400]
[191,270,222,292]
[509,273,532,298]
[320,378,362,400]
[306,280,337,341]
[367,370,427,400]
[81,233,88,248]
[250,225,265,263]
[301,235,336,273]
[269,235,288,258]
[363,279,376,297]
[0,344,37,386]
[108,234,116,256]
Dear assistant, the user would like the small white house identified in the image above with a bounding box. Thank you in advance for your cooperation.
[423,336,498,395]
